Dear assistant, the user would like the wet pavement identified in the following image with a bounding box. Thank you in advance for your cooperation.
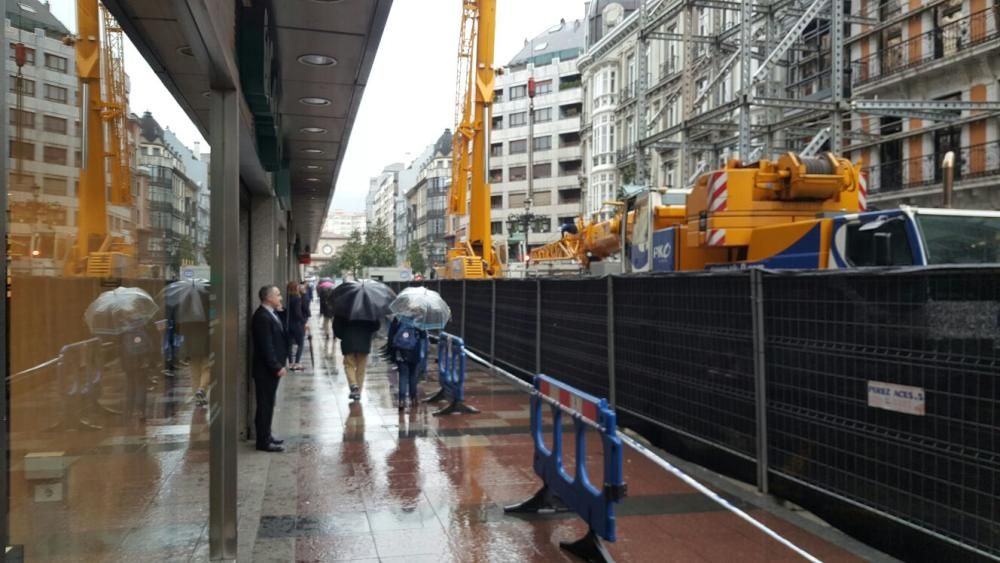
[238,318,887,562]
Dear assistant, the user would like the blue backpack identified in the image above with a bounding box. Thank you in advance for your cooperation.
[392,323,419,351]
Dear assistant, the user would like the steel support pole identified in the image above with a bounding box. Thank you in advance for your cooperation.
[209,88,240,560]
[607,276,616,408]
[750,269,769,494]
[830,0,844,152]
[0,12,9,552]
[460,280,467,339]
[635,0,649,186]
[738,0,754,159]
[490,279,496,363]
[535,278,542,374]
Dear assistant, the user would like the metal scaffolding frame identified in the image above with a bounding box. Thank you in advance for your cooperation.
[614,0,1000,187]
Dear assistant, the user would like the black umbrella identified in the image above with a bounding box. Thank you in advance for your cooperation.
[158,279,210,323]
[332,279,396,322]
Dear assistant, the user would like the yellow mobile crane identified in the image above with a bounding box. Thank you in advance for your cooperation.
[64,0,134,276]
[445,0,502,279]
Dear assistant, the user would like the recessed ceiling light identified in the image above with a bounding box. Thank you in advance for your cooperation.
[177,45,194,57]
[301,148,324,154]
[305,164,323,170]
[299,97,331,106]
[306,177,320,182]
[300,127,328,134]
[297,54,338,67]
[201,90,211,97]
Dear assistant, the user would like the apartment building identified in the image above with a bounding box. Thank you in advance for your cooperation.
[406,130,453,269]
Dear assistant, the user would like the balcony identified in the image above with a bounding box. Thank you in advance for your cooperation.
[862,139,1000,195]
[620,82,638,104]
[616,146,636,165]
[852,8,999,87]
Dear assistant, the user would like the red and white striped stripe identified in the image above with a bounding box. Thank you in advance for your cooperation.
[539,378,599,422]
[707,172,729,212]
[707,228,727,246]
[857,172,868,211]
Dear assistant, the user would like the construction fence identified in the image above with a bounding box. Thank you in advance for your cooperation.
[390,268,1000,561]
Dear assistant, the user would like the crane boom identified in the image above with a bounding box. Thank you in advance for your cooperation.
[446,0,501,279]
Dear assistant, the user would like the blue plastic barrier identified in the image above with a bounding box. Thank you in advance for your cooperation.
[505,373,626,562]
[425,332,479,416]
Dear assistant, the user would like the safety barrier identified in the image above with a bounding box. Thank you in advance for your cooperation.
[425,332,478,416]
[505,373,626,563]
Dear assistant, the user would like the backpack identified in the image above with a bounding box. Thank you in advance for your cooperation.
[392,323,419,351]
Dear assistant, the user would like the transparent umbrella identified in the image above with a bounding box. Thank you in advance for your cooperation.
[389,287,451,330]
[84,287,159,336]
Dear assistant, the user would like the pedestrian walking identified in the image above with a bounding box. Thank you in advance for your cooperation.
[334,316,380,401]
[251,285,288,452]
[285,281,308,371]
[318,283,336,341]
[387,317,428,411]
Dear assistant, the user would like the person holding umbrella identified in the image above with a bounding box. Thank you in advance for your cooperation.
[317,279,336,341]
[332,279,396,401]
[285,281,308,371]
[386,287,451,411]
[84,287,160,421]
[160,279,211,407]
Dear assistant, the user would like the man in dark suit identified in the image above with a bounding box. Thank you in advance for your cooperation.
[252,285,288,452]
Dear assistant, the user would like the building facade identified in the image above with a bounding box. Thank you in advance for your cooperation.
[366,162,403,242]
[136,111,210,279]
[406,130,453,269]
[473,19,586,259]
[577,0,1000,220]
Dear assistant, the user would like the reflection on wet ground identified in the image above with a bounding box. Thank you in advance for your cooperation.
[238,317,875,563]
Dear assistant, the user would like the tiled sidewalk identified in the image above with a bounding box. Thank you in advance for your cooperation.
[237,327,889,562]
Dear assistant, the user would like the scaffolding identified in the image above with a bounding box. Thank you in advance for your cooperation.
[582,0,1000,202]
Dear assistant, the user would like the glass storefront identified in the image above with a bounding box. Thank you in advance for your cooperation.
[4,0,214,558]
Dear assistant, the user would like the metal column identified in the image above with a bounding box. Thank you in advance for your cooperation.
[489,279,496,363]
[829,0,844,152]
[209,88,240,559]
[535,278,542,374]
[635,0,649,185]
[738,0,754,159]
[750,269,769,494]
[0,11,10,551]
[607,276,616,408]
[460,280,467,339]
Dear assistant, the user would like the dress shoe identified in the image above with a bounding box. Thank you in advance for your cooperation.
[270,437,284,445]
[256,444,284,453]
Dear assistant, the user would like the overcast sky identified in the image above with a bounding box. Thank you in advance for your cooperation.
[45,0,588,213]
[331,0,587,212]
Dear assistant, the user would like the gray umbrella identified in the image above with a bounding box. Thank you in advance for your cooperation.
[332,279,396,322]
[159,279,210,323]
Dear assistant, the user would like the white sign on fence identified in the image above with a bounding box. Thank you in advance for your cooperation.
[867,381,926,416]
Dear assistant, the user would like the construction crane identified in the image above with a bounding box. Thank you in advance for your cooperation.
[532,152,1000,271]
[445,0,502,279]
[64,0,133,276]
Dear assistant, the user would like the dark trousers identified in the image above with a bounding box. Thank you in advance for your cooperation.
[254,373,280,448]
[288,328,305,364]
[397,361,419,402]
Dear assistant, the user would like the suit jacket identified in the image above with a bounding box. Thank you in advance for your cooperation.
[252,306,288,379]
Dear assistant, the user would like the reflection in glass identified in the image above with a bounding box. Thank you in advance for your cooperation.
[6,0,212,559]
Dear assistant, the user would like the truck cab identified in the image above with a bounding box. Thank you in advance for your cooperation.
[829,206,1000,268]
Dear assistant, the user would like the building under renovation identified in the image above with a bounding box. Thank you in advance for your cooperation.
[579,0,1000,219]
